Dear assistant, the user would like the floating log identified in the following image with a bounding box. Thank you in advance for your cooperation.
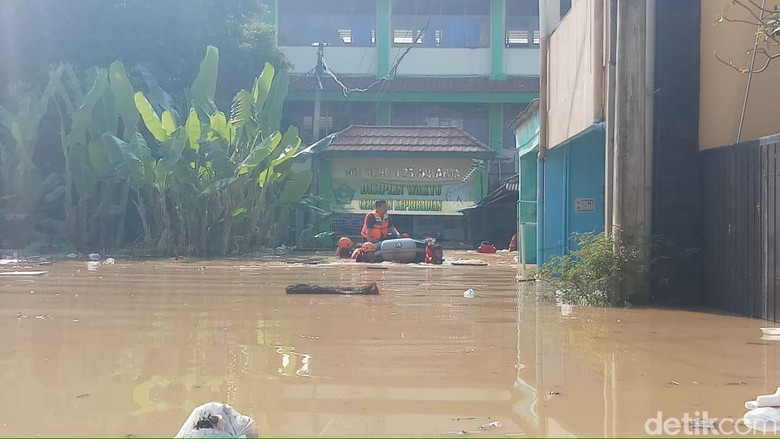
[286,283,379,295]
[0,271,47,276]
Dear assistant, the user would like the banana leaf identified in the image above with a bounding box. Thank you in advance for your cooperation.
[70,143,95,198]
[108,61,139,139]
[134,91,168,142]
[236,131,280,176]
[190,45,219,114]
[252,62,275,110]
[185,109,201,151]
[277,170,313,205]
[102,133,145,190]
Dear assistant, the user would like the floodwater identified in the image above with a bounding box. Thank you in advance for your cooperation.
[0,253,779,438]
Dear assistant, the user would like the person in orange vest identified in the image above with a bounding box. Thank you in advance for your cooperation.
[335,237,354,258]
[425,238,444,265]
[361,200,401,243]
[477,241,497,254]
[509,234,518,252]
[351,241,377,263]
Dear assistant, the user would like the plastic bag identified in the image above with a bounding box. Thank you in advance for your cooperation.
[174,402,257,438]
[743,407,780,434]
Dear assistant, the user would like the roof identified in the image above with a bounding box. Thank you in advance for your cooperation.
[289,75,540,94]
[510,99,540,129]
[462,174,519,211]
[312,125,494,156]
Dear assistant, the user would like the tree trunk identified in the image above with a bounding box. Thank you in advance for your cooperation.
[221,193,233,256]
[133,191,152,247]
[115,180,131,248]
[158,192,174,256]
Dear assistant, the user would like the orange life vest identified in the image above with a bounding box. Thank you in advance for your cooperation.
[361,210,389,241]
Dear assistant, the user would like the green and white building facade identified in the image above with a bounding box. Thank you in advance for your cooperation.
[267,0,541,186]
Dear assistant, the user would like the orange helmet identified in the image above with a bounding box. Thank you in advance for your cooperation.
[361,242,376,252]
[338,237,353,249]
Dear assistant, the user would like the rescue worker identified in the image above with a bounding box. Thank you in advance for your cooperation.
[351,241,377,263]
[361,200,401,243]
[425,238,444,265]
[477,241,497,254]
[509,234,518,252]
[335,237,354,258]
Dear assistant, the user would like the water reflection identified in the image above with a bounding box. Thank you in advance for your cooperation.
[0,256,779,437]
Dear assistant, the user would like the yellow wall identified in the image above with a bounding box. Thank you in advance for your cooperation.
[700,1,780,149]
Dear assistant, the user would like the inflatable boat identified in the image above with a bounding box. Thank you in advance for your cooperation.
[376,238,427,264]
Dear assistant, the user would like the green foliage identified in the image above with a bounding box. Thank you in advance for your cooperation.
[539,233,650,307]
[716,1,780,73]
[0,83,54,246]
[131,49,312,256]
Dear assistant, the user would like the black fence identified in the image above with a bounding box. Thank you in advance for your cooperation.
[702,134,780,322]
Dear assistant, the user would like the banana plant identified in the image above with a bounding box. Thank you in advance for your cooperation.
[133,48,311,256]
[48,61,149,249]
[0,82,55,247]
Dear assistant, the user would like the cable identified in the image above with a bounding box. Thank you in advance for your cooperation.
[322,7,436,97]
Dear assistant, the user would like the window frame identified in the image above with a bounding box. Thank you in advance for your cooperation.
[504,0,540,48]
[277,0,378,47]
[390,0,491,48]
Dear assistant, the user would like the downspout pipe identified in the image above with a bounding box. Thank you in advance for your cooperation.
[645,0,655,243]
[537,0,558,264]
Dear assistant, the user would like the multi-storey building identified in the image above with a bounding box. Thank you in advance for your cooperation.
[265,0,542,185]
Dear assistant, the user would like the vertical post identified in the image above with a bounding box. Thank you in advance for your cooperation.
[491,0,506,80]
[376,101,391,125]
[317,159,333,244]
[377,0,391,78]
[604,0,617,235]
[613,0,647,247]
[489,103,504,152]
[313,43,325,141]
[645,0,655,243]
[262,0,277,26]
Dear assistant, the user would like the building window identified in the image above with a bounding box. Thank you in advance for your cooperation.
[391,0,491,48]
[392,103,489,146]
[561,0,572,16]
[278,0,377,47]
[505,0,539,48]
[283,101,377,143]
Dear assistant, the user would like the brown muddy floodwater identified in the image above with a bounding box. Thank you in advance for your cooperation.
[0,252,779,437]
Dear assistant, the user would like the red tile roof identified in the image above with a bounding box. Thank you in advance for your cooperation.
[321,125,494,155]
[289,75,539,94]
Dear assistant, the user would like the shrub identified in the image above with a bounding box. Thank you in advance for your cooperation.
[538,232,649,307]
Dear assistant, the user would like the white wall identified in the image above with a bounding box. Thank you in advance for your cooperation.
[282,44,539,78]
[505,48,541,76]
[281,46,379,75]
[546,0,602,148]
[391,48,492,76]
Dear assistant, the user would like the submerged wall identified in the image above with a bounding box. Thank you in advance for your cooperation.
[540,129,605,264]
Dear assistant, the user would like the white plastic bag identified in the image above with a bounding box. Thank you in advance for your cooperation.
[174,402,257,438]
[743,407,780,434]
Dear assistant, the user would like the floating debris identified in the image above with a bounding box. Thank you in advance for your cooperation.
[480,421,502,430]
[75,393,90,399]
[689,418,715,430]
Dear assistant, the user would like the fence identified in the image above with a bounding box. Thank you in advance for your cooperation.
[702,134,780,322]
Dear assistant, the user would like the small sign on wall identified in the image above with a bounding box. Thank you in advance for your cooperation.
[575,198,596,213]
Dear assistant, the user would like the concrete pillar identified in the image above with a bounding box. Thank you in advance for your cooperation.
[491,0,506,79]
